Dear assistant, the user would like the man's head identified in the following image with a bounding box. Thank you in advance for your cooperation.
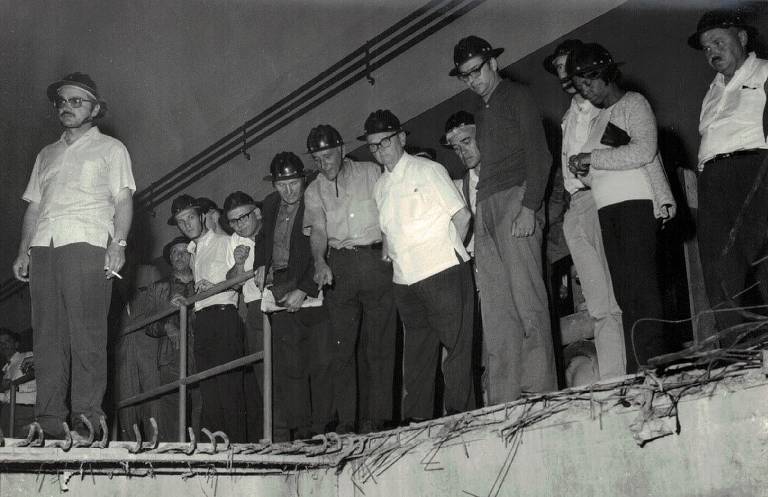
[441,111,480,170]
[450,36,504,100]
[566,43,622,108]
[197,197,223,234]
[0,328,19,364]
[224,191,263,238]
[307,124,345,181]
[169,194,204,240]
[266,152,306,205]
[543,39,585,94]
[688,10,755,79]
[47,72,105,129]
[163,236,192,274]
[358,109,407,170]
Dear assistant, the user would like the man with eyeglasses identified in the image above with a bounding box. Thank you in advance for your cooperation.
[223,191,265,440]
[450,36,556,404]
[303,124,396,433]
[12,72,135,440]
[364,109,475,422]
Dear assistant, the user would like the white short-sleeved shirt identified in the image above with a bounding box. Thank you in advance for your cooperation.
[188,230,239,311]
[374,153,469,285]
[22,126,135,248]
[226,232,262,303]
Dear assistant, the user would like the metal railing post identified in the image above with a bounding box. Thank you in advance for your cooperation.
[9,385,16,438]
[178,305,188,442]
[263,312,272,442]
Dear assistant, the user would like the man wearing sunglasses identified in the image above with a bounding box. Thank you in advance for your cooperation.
[450,36,556,404]
[12,72,135,440]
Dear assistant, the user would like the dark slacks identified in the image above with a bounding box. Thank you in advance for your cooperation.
[394,262,475,420]
[243,301,264,441]
[193,305,246,442]
[324,246,397,429]
[599,200,666,372]
[29,243,112,437]
[698,152,768,333]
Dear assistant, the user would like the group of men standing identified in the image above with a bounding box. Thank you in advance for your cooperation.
[9,7,768,441]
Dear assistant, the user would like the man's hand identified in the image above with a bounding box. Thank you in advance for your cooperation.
[104,241,126,279]
[12,253,30,282]
[164,322,181,349]
[254,266,266,292]
[195,279,214,293]
[279,289,307,313]
[233,245,250,265]
[568,153,591,177]
[313,260,333,288]
[512,206,536,238]
[660,203,677,224]
[20,356,34,376]
[170,293,186,307]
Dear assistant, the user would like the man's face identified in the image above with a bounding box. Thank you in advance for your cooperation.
[311,146,345,181]
[55,85,100,129]
[367,131,406,170]
[457,56,497,100]
[448,126,481,170]
[275,178,305,205]
[572,74,610,107]
[700,27,748,78]
[204,209,221,233]
[169,243,191,273]
[174,208,204,239]
[227,204,262,238]
[0,334,17,363]
[553,54,577,95]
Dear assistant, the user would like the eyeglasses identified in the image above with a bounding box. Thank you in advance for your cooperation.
[53,96,97,109]
[228,207,257,226]
[367,131,400,153]
[456,59,488,82]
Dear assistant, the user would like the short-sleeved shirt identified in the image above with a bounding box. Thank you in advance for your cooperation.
[226,232,262,303]
[22,126,135,248]
[374,152,469,285]
[303,158,382,249]
[188,230,238,311]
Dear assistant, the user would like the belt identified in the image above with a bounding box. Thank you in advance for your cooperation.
[196,304,236,313]
[335,242,383,251]
[704,149,765,166]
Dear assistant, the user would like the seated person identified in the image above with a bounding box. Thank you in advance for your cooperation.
[0,328,36,436]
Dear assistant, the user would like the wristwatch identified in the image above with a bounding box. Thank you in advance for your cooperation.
[114,239,128,248]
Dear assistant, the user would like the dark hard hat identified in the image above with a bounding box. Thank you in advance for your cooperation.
[543,39,584,75]
[162,236,191,265]
[306,124,344,154]
[264,152,306,182]
[357,109,407,141]
[47,72,107,118]
[566,43,623,78]
[440,110,475,147]
[196,197,219,214]
[168,194,200,226]
[223,191,262,214]
[449,36,504,77]
[687,9,757,50]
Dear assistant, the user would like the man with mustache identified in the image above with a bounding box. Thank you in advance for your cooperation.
[688,9,768,333]
[12,72,135,440]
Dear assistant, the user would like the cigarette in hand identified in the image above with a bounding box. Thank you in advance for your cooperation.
[110,270,123,280]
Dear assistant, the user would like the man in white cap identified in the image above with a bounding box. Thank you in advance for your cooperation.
[12,72,135,439]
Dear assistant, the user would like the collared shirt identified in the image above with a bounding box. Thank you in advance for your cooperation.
[561,95,600,195]
[374,152,469,285]
[22,126,135,248]
[226,232,262,303]
[272,201,300,270]
[304,158,382,249]
[188,230,238,311]
[474,79,551,209]
[0,352,36,405]
[698,52,768,169]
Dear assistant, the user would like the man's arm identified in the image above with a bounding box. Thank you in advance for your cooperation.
[451,207,471,243]
[12,202,40,282]
[309,221,333,287]
[105,187,133,278]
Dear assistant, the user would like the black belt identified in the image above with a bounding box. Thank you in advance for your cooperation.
[704,149,765,166]
[196,304,236,313]
[334,242,383,251]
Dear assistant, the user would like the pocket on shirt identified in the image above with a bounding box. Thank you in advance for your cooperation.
[79,160,109,189]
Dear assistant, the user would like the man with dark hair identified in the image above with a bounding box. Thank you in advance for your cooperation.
[303,124,396,432]
[689,9,768,333]
[450,36,556,403]
[170,194,246,441]
[0,328,36,436]
[363,109,475,421]
[12,72,135,438]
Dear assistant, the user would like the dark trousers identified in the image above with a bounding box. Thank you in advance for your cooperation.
[599,200,666,372]
[29,243,112,437]
[394,262,475,420]
[325,246,397,429]
[193,305,246,442]
[698,152,768,333]
[243,301,264,441]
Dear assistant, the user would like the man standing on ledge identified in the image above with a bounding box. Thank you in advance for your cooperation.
[364,109,475,421]
[12,72,135,439]
[450,36,556,403]
[303,124,396,432]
